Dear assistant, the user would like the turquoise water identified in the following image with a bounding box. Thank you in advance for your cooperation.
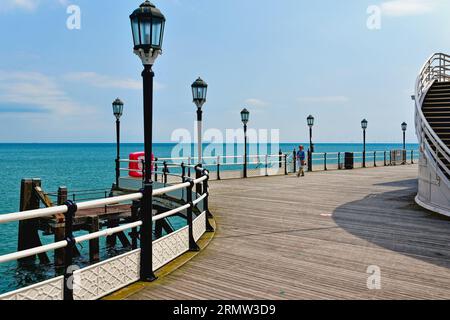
[0,142,418,294]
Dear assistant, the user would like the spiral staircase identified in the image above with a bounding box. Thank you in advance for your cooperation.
[415,53,450,216]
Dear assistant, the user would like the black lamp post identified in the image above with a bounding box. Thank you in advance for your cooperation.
[241,108,250,178]
[112,98,124,189]
[130,0,165,282]
[191,77,208,165]
[401,122,407,150]
[307,115,314,172]
[361,119,368,168]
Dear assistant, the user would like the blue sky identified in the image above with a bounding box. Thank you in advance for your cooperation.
[0,0,449,143]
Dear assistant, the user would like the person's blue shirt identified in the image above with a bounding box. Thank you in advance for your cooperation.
[297,150,305,161]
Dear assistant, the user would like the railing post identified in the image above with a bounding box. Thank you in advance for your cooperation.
[284,154,288,175]
[154,162,158,182]
[195,165,202,195]
[163,161,168,185]
[186,179,200,251]
[265,154,269,176]
[389,151,392,165]
[217,155,221,180]
[411,150,414,164]
[63,200,77,301]
[181,162,186,183]
[293,149,297,173]
[384,151,387,166]
[202,170,215,232]
[324,153,327,171]
[374,151,377,167]
[188,157,192,178]
[279,149,282,169]
[338,152,341,170]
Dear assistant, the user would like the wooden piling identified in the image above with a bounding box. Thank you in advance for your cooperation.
[88,216,100,262]
[18,178,50,264]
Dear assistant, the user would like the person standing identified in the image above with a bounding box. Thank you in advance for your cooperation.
[297,145,306,177]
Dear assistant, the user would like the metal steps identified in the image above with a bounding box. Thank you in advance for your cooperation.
[423,81,450,179]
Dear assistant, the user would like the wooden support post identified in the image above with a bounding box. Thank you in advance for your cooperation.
[88,216,100,263]
[18,178,49,265]
[154,219,164,239]
[130,201,140,250]
[106,219,119,247]
[117,231,131,248]
[54,186,67,267]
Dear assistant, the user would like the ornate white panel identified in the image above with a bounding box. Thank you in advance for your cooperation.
[153,226,189,271]
[73,249,140,300]
[193,212,207,242]
[0,276,64,300]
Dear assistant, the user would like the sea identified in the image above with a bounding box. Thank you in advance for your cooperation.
[0,142,419,294]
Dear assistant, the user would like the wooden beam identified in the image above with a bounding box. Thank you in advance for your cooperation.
[17,179,49,265]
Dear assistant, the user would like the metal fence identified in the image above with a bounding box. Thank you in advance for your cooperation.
[0,166,212,300]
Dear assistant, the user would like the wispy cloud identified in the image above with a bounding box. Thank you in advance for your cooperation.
[380,0,438,16]
[245,98,269,107]
[297,96,349,104]
[0,0,67,12]
[0,70,84,114]
[63,72,164,91]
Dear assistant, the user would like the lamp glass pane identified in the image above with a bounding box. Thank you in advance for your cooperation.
[151,19,162,47]
[140,19,151,45]
[132,18,140,46]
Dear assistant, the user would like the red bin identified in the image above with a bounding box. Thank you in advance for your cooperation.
[128,152,154,178]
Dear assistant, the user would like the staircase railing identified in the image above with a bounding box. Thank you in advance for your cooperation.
[415,53,450,181]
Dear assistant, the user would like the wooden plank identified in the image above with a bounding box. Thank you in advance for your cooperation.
[127,164,450,300]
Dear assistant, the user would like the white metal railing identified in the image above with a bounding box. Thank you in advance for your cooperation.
[0,168,211,300]
[415,53,450,182]
[118,153,288,183]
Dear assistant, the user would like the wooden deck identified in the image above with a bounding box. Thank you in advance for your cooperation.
[127,164,450,300]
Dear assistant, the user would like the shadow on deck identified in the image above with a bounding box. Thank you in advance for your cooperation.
[333,178,450,269]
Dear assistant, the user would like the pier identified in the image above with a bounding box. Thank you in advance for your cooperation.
[116,164,450,300]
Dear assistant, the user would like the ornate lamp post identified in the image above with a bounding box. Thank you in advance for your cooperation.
[241,108,250,178]
[112,98,124,189]
[307,115,314,172]
[191,77,208,166]
[401,122,407,150]
[361,119,368,168]
[130,0,165,282]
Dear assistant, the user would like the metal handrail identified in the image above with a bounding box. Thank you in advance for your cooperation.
[415,53,450,182]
